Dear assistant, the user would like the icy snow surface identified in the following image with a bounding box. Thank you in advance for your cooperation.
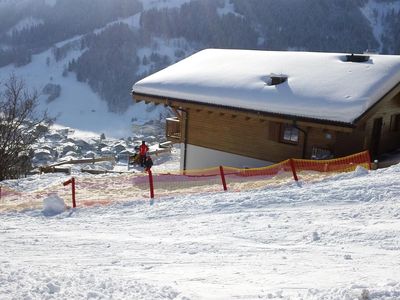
[1,159,400,298]
[133,49,400,123]
[42,194,65,216]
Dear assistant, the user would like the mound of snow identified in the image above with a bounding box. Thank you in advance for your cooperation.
[354,165,369,176]
[328,165,369,182]
[42,194,66,216]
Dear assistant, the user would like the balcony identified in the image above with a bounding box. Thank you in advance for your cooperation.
[166,117,182,143]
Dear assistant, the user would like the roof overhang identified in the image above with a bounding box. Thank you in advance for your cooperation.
[353,81,400,125]
[132,91,356,133]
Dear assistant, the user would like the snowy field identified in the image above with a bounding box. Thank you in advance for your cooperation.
[1,162,400,299]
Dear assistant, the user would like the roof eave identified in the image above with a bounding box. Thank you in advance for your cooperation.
[132,90,356,130]
[353,81,400,125]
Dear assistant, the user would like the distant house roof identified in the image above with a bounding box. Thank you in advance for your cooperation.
[132,49,400,124]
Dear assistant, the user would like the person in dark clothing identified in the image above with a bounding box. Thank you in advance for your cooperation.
[144,155,153,172]
[139,141,149,167]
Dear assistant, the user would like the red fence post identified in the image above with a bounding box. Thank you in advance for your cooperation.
[289,159,299,182]
[71,177,76,208]
[63,177,76,208]
[148,170,155,199]
[219,166,228,191]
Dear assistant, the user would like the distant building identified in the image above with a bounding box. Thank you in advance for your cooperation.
[132,49,400,170]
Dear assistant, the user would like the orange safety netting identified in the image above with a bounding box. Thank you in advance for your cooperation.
[135,151,371,196]
[0,174,150,211]
[293,151,371,173]
[0,151,371,210]
[221,160,294,191]
[132,169,223,196]
[0,183,61,211]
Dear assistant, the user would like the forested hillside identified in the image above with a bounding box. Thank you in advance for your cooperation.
[0,0,399,113]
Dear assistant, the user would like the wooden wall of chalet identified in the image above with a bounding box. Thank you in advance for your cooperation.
[184,109,349,162]
[362,90,400,156]
[186,111,297,162]
[134,86,400,162]
[335,129,365,157]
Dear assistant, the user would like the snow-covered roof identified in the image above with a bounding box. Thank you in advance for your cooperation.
[133,49,400,124]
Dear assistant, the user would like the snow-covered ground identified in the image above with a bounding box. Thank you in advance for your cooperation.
[1,157,400,299]
[1,1,400,297]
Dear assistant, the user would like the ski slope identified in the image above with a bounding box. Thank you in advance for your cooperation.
[1,162,400,299]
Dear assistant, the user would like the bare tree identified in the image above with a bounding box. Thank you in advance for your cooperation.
[0,74,53,180]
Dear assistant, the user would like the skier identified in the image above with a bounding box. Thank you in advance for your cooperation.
[139,141,149,167]
[144,155,153,172]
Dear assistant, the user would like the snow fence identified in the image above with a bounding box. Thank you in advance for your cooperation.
[0,151,371,210]
[133,150,371,198]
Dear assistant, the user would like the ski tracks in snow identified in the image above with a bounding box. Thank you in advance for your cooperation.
[1,165,400,299]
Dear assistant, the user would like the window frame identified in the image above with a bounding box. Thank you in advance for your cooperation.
[280,124,300,145]
[311,146,333,160]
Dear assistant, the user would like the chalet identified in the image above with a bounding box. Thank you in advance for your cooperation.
[132,49,400,170]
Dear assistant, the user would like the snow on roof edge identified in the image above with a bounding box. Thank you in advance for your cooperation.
[133,49,400,124]
[132,90,357,128]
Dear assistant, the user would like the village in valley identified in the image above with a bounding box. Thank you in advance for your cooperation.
[1,0,400,299]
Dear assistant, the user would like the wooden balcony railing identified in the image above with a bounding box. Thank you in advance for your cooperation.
[166,117,182,143]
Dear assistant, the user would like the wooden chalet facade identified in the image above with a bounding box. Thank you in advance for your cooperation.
[132,49,400,170]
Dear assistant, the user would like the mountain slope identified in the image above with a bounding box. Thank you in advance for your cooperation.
[0,40,166,138]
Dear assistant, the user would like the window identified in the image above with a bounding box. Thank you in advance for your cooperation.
[389,114,400,132]
[311,147,333,160]
[280,125,299,144]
